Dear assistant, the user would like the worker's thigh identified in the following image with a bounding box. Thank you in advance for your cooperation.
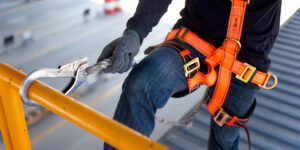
[106,44,199,149]
[108,45,191,140]
[120,45,189,110]
[121,40,207,109]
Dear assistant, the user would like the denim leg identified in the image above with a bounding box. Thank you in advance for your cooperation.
[104,46,188,150]
[103,40,259,150]
[208,77,259,150]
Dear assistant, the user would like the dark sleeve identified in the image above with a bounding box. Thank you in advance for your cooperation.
[237,0,281,72]
[126,0,172,41]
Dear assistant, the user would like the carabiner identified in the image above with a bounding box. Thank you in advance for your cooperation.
[19,57,89,106]
[19,57,131,106]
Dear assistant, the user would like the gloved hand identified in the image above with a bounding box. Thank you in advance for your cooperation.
[97,29,141,73]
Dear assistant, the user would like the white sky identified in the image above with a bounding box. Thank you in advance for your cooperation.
[281,0,300,24]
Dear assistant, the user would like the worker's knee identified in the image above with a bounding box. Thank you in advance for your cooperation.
[127,47,184,87]
[121,47,187,107]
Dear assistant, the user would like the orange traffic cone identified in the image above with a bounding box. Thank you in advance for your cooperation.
[104,0,115,14]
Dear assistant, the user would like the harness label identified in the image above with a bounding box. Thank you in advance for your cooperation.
[230,15,240,34]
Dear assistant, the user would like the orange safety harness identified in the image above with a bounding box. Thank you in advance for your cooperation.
[146,0,277,149]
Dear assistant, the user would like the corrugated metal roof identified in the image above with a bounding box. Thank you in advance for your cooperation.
[159,9,300,150]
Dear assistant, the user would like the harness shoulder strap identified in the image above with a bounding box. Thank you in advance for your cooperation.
[206,0,248,115]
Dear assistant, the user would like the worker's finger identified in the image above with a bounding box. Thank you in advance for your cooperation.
[102,50,123,73]
[119,54,130,73]
[97,38,120,62]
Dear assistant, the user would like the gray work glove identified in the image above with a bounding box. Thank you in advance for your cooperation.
[97,29,141,73]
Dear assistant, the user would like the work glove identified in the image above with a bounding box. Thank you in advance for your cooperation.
[97,29,141,73]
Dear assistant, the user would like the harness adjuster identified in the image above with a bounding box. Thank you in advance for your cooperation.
[230,0,250,5]
[259,72,277,90]
[174,27,189,43]
[183,57,200,77]
[213,108,229,127]
[236,63,256,83]
[224,38,242,53]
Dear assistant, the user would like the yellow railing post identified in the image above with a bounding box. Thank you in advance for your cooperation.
[0,63,168,150]
[0,95,14,150]
[0,76,31,150]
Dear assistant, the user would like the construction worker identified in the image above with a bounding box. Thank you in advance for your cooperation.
[98,0,281,149]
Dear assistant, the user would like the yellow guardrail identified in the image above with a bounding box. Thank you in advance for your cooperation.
[0,63,168,150]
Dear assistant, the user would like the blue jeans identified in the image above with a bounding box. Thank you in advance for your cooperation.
[104,42,258,150]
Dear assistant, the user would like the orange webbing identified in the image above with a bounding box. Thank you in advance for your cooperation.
[207,0,248,115]
[186,49,223,90]
[166,28,270,88]
[179,50,191,57]
[166,28,216,56]
[226,0,248,41]
[231,61,270,86]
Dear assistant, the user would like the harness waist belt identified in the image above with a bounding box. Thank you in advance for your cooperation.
[166,28,277,90]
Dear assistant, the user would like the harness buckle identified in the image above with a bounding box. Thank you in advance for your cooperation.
[213,108,229,127]
[174,27,189,43]
[183,57,200,77]
[259,72,277,90]
[224,38,242,52]
[236,63,256,83]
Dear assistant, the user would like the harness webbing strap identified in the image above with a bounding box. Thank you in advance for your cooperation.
[207,0,248,115]
[157,41,201,84]
[226,0,248,41]
[166,28,277,89]
[150,0,275,137]
[166,28,216,56]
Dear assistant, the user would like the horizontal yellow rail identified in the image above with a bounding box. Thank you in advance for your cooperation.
[0,63,168,150]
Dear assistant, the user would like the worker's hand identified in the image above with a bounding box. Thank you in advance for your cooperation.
[97,29,141,73]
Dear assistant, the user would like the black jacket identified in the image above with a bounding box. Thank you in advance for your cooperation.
[127,0,281,72]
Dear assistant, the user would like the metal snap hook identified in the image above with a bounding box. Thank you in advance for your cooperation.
[19,57,89,106]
